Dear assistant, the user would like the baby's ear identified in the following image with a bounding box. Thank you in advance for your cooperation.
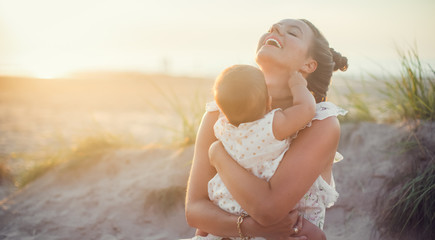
[300,58,317,74]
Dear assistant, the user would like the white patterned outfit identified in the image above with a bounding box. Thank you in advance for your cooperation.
[193,101,347,240]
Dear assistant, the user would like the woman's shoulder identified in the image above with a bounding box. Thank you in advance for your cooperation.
[305,112,341,145]
[310,115,340,131]
[295,115,341,155]
[301,102,343,138]
[299,102,345,134]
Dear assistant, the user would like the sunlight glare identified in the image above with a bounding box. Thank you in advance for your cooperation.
[28,62,70,79]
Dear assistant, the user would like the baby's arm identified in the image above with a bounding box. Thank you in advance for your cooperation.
[273,72,316,140]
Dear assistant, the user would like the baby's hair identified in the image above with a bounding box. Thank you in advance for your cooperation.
[299,19,348,103]
[214,65,269,127]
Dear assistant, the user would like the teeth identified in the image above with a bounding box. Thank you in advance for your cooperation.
[265,39,282,48]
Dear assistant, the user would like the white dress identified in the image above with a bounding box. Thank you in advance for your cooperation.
[193,101,347,240]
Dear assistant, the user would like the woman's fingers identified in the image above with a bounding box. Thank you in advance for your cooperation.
[288,237,307,240]
[288,212,304,236]
[288,210,300,226]
[254,211,301,239]
[296,214,303,232]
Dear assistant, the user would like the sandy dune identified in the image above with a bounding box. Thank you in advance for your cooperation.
[1,122,431,239]
[0,146,196,239]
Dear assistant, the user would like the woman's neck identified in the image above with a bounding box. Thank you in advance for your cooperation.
[263,69,294,109]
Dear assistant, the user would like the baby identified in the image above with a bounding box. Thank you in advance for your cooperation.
[194,64,328,239]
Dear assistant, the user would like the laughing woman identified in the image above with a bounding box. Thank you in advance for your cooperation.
[185,19,348,239]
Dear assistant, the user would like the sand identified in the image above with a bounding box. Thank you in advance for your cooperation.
[0,146,196,239]
[324,122,409,240]
[1,121,429,239]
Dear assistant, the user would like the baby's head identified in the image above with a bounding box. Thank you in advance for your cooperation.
[214,64,270,127]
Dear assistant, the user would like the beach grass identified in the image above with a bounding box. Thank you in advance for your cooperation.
[341,45,434,123]
[339,79,376,122]
[375,47,435,239]
[145,81,207,147]
[379,46,435,122]
[376,158,434,239]
[63,131,139,170]
[375,123,435,239]
[339,45,435,238]
[0,158,12,185]
[12,130,140,188]
[13,149,66,188]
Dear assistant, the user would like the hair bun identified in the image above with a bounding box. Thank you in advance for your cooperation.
[330,48,348,72]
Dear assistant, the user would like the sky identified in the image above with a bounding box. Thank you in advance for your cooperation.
[0,0,434,78]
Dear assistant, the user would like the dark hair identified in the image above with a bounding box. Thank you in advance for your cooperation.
[300,19,348,103]
[214,64,268,126]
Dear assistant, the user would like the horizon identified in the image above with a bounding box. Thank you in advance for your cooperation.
[1,0,434,79]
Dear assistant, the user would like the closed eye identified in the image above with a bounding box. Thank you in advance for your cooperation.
[287,31,297,37]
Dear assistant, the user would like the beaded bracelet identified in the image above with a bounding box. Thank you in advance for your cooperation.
[236,213,251,240]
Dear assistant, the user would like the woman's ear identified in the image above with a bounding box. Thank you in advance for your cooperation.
[300,58,317,74]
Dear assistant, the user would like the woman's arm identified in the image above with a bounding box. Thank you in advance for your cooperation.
[210,116,340,226]
[185,111,239,237]
[185,111,301,239]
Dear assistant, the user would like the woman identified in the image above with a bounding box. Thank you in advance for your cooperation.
[185,18,348,239]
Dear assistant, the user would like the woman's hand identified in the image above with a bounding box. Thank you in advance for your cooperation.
[245,210,306,240]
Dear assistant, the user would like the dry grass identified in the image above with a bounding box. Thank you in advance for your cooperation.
[379,46,435,122]
[144,80,208,147]
[0,158,12,185]
[339,45,434,123]
[338,46,435,239]
[11,130,140,188]
[375,123,435,239]
[339,79,376,122]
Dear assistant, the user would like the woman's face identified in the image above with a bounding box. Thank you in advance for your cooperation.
[255,19,314,73]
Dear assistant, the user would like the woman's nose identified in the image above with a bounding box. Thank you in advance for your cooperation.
[271,23,283,35]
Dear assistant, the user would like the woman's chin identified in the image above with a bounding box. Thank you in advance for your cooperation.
[256,51,284,70]
[256,50,275,64]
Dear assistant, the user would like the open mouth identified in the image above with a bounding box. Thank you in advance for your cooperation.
[265,38,282,49]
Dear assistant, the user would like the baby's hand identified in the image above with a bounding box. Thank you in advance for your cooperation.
[288,71,308,89]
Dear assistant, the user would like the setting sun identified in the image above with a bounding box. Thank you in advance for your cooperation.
[27,63,69,79]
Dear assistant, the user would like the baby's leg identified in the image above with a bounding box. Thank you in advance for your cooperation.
[295,218,326,240]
